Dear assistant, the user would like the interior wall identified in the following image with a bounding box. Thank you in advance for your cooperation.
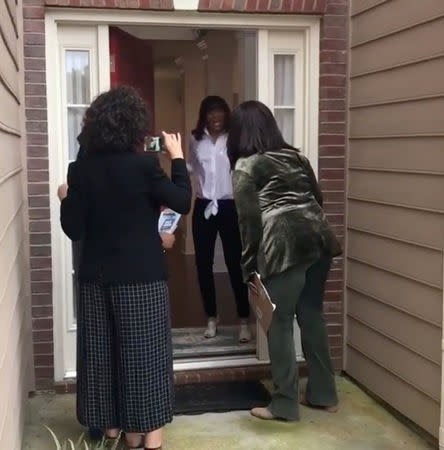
[154,67,183,175]
[206,31,238,108]
[0,0,33,447]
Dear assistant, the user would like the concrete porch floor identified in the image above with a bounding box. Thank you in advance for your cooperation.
[23,377,434,450]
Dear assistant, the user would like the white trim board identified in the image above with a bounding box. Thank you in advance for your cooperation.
[174,0,199,10]
[45,9,320,29]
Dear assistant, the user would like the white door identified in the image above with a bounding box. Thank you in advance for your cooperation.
[48,24,110,381]
[253,29,320,361]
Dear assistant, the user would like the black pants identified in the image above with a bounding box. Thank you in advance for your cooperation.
[192,198,249,319]
[77,281,173,432]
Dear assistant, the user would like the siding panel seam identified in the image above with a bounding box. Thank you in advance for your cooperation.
[0,200,23,246]
[348,166,444,176]
[351,13,444,49]
[346,284,441,328]
[350,133,444,139]
[347,256,442,290]
[0,68,20,104]
[0,166,22,187]
[0,279,26,370]
[347,225,443,252]
[347,314,440,367]
[351,52,444,79]
[347,196,444,215]
[350,92,444,110]
[3,0,18,38]
[0,120,20,137]
[351,0,388,18]
[0,296,27,440]
[346,340,440,402]
[0,19,18,70]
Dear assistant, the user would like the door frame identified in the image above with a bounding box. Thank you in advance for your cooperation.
[46,9,321,381]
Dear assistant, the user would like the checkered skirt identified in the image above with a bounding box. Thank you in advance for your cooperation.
[76,281,174,432]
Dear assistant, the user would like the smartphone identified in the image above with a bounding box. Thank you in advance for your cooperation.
[144,136,165,153]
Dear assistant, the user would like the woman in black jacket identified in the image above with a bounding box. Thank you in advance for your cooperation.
[58,86,191,449]
[228,101,341,423]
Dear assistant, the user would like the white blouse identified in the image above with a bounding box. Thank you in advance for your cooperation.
[187,130,233,219]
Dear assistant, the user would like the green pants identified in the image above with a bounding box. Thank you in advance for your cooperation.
[264,256,338,420]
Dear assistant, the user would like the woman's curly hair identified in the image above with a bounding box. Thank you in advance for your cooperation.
[80,85,150,154]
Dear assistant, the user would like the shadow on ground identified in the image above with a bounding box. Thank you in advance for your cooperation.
[23,377,434,450]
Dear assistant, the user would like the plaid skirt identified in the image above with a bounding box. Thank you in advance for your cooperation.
[76,281,174,433]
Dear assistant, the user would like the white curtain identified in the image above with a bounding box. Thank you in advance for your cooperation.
[274,55,295,145]
[67,107,86,161]
[275,109,294,145]
[274,54,294,106]
[66,50,90,105]
[66,50,90,160]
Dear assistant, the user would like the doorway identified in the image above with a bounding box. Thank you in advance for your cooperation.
[46,10,320,380]
[109,25,258,360]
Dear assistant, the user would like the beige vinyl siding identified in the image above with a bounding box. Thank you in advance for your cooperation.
[0,0,33,448]
[347,0,444,438]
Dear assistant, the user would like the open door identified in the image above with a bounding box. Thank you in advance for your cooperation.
[109,27,155,132]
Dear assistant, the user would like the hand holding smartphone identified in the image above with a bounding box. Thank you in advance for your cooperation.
[145,132,183,160]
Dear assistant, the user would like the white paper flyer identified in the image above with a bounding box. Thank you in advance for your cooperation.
[158,209,181,234]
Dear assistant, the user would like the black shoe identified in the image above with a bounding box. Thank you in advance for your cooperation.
[88,428,104,440]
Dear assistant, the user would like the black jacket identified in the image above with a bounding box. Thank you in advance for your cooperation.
[60,152,192,284]
[232,148,341,282]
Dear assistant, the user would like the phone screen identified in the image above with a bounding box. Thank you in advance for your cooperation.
[145,136,165,153]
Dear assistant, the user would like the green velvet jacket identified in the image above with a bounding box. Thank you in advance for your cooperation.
[232,148,341,282]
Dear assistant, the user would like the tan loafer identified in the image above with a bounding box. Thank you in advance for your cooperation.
[250,407,276,420]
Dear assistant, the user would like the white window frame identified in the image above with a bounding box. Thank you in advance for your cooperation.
[61,47,94,335]
[47,23,110,380]
[46,10,320,381]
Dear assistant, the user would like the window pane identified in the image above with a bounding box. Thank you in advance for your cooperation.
[274,55,294,106]
[275,109,294,145]
[66,50,90,104]
[67,107,86,161]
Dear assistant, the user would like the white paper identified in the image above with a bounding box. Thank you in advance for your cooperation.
[158,209,181,234]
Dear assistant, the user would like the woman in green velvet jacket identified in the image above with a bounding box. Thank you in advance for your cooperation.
[228,101,341,422]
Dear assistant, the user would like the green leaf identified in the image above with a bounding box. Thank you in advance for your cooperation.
[75,433,85,449]
[110,432,122,450]
[45,426,62,450]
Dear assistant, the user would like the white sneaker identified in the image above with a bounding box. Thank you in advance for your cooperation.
[204,317,218,339]
[239,321,252,343]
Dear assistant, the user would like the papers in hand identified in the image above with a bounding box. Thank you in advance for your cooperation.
[248,272,276,333]
[158,209,181,234]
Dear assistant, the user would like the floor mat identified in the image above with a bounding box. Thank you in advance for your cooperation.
[174,380,271,415]
[172,326,256,358]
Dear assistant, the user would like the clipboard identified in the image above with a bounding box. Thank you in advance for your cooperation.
[248,272,276,333]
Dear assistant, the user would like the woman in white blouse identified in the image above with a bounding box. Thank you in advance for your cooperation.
[188,96,251,342]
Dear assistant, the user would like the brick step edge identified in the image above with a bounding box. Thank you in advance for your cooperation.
[50,364,316,394]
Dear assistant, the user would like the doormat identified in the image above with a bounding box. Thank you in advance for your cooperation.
[174,380,271,415]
